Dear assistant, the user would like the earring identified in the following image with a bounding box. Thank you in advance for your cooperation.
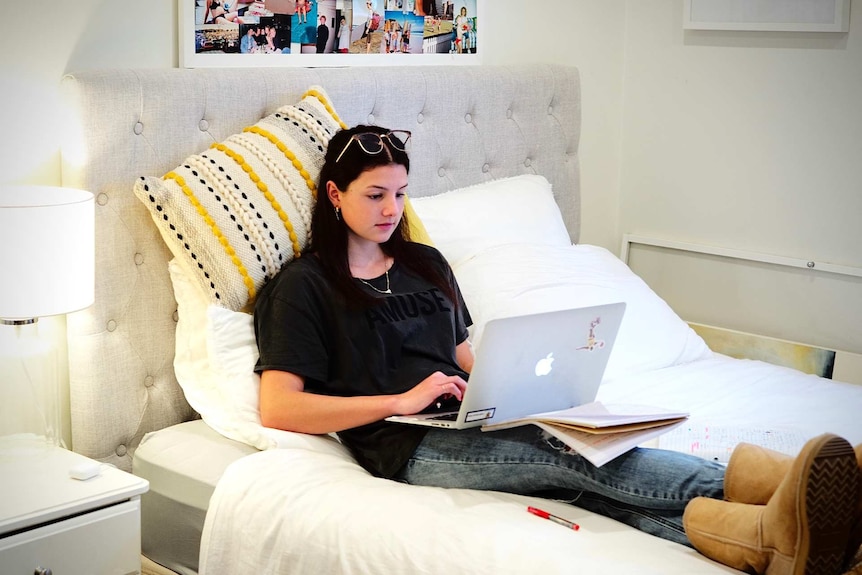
[334,206,341,221]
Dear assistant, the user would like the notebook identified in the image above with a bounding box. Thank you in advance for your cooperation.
[385,302,626,429]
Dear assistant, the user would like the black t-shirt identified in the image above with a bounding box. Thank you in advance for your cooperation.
[254,244,472,477]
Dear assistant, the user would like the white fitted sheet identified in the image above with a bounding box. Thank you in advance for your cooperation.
[133,420,258,574]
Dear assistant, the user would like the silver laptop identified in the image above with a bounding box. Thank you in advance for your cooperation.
[385,302,626,429]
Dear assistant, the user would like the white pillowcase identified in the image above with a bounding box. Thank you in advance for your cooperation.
[410,175,571,267]
[453,243,712,381]
[170,258,342,452]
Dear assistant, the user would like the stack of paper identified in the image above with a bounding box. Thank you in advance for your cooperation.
[482,402,689,467]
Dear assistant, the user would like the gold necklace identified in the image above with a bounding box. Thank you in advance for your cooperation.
[357,269,391,294]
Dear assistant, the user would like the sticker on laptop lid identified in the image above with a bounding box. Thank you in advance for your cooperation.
[576,317,606,352]
[465,408,495,422]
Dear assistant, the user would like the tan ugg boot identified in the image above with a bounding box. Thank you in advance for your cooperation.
[726,442,862,505]
[725,443,795,504]
[684,433,859,575]
[725,442,862,571]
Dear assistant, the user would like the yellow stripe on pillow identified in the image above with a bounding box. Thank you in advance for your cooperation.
[164,171,257,302]
[244,125,317,197]
[303,88,349,131]
[133,85,343,311]
[212,142,302,260]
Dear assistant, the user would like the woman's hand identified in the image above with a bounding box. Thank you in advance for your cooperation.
[394,371,467,415]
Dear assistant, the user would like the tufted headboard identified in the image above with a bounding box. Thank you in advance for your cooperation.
[60,65,581,470]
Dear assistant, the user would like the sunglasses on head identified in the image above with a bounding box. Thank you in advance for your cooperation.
[335,130,412,164]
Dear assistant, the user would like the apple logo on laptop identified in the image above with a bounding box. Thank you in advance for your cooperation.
[534,353,555,376]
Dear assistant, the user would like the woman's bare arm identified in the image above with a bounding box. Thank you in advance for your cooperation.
[259,368,467,434]
[455,339,474,374]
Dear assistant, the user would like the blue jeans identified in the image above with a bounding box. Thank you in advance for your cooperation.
[393,426,725,546]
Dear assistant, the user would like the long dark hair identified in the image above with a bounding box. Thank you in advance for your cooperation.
[309,125,455,307]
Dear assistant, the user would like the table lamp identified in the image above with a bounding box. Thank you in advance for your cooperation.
[0,186,94,448]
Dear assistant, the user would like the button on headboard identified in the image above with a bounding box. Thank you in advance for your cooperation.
[60,65,581,470]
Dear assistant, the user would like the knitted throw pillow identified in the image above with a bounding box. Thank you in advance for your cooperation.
[133,86,347,311]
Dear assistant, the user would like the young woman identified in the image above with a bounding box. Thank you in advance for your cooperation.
[362,0,375,53]
[295,0,312,24]
[400,19,411,53]
[254,125,861,575]
[454,6,470,53]
[383,19,393,53]
[336,16,350,53]
[206,0,240,24]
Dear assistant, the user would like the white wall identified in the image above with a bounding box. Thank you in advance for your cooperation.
[0,2,176,185]
[0,0,625,253]
[485,2,627,250]
[618,1,862,354]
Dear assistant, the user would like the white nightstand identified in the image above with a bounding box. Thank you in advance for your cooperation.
[0,436,149,575]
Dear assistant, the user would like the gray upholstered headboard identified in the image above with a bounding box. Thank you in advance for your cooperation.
[60,65,581,470]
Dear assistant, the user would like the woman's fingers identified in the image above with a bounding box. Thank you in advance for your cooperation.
[436,374,466,400]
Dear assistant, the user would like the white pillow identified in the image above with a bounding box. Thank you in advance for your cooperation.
[410,175,571,267]
[453,244,712,381]
[170,258,342,452]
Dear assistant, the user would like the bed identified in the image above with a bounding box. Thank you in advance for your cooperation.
[59,65,862,575]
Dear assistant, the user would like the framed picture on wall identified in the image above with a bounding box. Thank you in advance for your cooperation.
[180,0,481,67]
[683,0,850,32]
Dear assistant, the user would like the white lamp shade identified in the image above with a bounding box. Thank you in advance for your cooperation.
[0,186,95,320]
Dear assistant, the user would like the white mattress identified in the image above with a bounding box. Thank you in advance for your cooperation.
[133,420,258,575]
[597,353,862,445]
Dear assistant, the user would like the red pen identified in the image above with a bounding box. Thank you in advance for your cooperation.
[527,506,580,530]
